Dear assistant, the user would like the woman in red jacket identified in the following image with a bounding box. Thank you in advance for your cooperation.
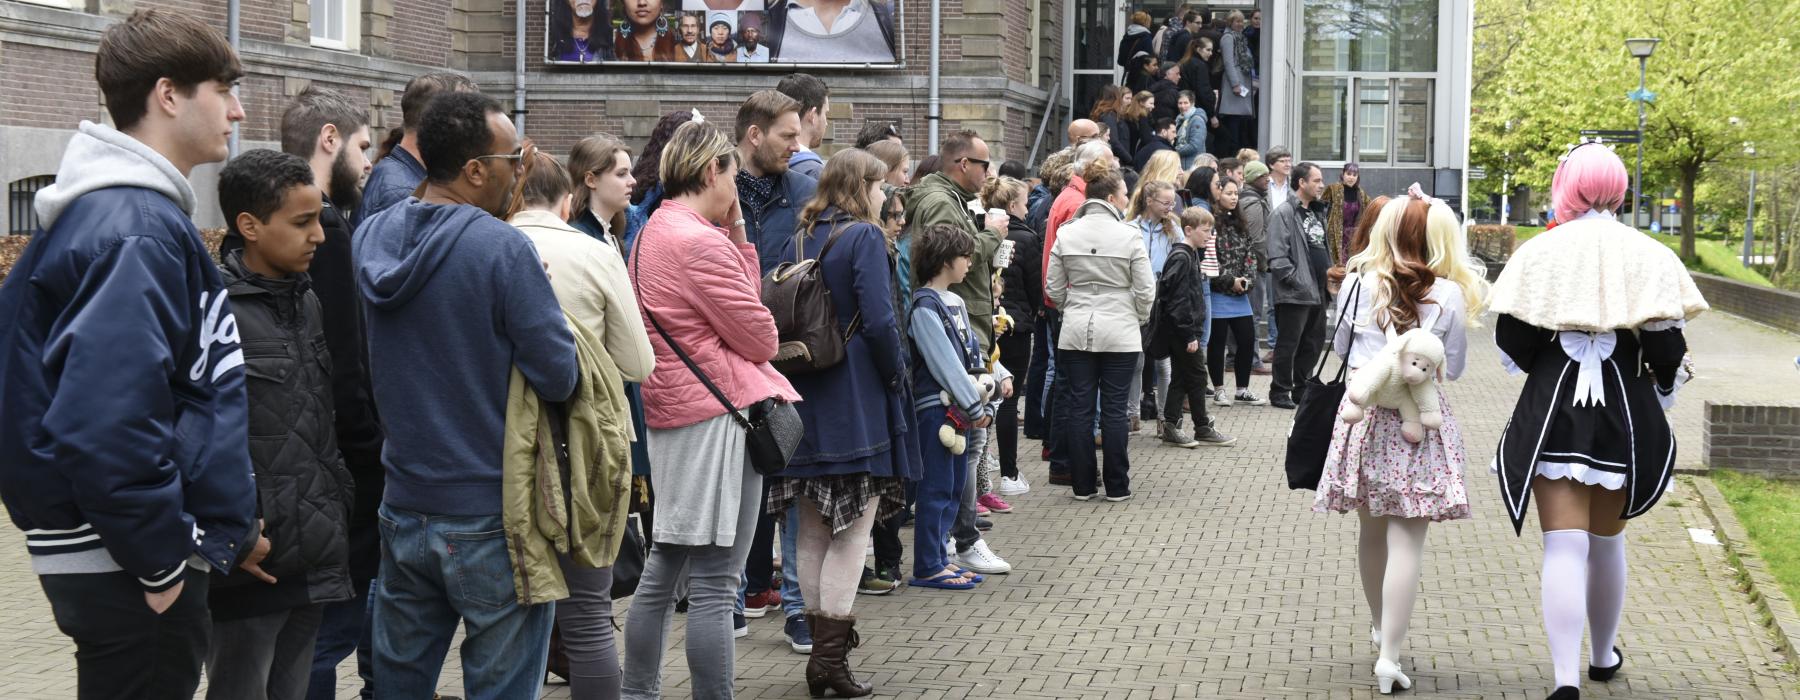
[621,120,800,700]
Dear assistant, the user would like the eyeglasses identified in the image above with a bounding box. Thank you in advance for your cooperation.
[475,139,537,171]
[963,157,991,170]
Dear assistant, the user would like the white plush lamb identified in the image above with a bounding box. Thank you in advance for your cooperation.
[1340,328,1446,443]
[936,373,997,454]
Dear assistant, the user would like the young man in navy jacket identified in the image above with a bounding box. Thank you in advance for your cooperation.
[0,10,257,699]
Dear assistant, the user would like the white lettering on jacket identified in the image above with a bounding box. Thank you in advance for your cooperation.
[190,291,244,383]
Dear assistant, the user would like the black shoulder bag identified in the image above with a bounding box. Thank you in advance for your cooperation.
[1283,276,1361,490]
[630,234,804,476]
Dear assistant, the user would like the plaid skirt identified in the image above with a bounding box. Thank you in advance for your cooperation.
[767,473,906,535]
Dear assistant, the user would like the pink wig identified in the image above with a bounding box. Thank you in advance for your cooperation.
[1550,144,1629,224]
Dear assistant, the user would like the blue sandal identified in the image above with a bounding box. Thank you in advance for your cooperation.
[909,571,978,590]
[954,568,985,584]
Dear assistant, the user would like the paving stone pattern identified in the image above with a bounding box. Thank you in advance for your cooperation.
[2,313,1797,699]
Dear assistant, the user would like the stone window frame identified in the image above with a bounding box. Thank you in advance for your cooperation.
[310,0,363,52]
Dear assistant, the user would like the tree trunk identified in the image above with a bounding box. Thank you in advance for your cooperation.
[1679,164,1699,262]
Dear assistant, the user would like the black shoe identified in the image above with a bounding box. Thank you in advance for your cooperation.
[1048,470,1072,486]
[1546,687,1578,700]
[1588,646,1622,681]
[1270,393,1297,410]
[975,517,993,531]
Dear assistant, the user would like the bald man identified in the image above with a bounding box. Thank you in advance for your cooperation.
[1067,118,1101,145]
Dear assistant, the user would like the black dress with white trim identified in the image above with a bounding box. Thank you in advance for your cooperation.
[1492,314,1687,535]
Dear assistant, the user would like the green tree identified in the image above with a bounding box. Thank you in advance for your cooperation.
[1470,0,1800,262]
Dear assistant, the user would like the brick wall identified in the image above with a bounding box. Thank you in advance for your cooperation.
[1705,401,1800,480]
[0,43,102,129]
[1691,273,1800,336]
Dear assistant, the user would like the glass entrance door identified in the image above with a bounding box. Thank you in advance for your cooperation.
[1068,0,1120,128]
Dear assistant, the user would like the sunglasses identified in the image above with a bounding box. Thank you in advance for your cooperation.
[963,157,991,170]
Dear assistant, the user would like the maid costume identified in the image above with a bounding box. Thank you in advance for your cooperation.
[1489,210,1708,535]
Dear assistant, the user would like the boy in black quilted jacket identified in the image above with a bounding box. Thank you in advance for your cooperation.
[206,149,356,700]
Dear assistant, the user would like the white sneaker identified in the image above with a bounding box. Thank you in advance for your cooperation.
[952,539,1013,574]
[999,475,1031,496]
[945,538,955,560]
[1212,387,1234,406]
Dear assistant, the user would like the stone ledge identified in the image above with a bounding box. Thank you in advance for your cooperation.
[1692,475,1800,671]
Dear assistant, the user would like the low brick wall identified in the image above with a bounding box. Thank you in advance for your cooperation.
[1691,273,1800,335]
[1705,401,1800,479]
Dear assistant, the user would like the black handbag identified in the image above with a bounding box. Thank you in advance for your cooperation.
[1283,278,1361,490]
[630,239,804,476]
[609,515,647,599]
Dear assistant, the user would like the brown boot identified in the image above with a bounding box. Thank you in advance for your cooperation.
[805,611,873,698]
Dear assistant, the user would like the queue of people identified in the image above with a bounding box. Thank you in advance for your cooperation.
[0,9,1707,700]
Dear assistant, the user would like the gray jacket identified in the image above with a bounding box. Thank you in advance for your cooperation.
[1266,197,1329,306]
[1239,183,1271,274]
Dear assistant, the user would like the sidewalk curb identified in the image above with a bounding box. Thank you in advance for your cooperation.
[1692,474,1800,671]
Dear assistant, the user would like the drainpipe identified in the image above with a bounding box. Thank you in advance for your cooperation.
[514,0,528,134]
[227,0,241,157]
[926,0,941,154]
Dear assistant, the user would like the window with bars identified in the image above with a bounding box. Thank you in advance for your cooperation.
[9,176,55,236]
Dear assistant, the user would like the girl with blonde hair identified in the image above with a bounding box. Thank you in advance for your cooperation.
[1137,149,1184,189]
[1314,193,1482,695]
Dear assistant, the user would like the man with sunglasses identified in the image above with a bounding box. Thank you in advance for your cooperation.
[352,91,577,699]
[904,129,1017,577]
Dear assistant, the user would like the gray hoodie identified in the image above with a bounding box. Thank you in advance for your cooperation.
[34,121,197,230]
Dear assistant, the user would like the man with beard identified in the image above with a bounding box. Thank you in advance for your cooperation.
[354,90,577,699]
[737,24,770,62]
[677,13,706,62]
[732,89,819,655]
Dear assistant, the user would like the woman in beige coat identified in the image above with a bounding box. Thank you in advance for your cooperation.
[1046,164,1155,502]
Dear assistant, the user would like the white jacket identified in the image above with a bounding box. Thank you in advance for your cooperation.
[1047,200,1156,353]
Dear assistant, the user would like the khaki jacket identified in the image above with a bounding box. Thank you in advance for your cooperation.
[501,311,632,605]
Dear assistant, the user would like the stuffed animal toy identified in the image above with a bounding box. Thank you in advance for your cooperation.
[937,373,998,454]
[1341,328,1446,443]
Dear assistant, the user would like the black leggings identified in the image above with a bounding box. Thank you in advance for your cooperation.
[1207,315,1257,389]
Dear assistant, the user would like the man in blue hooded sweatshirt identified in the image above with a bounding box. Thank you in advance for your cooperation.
[0,10,257,699]
[353,90,577,699]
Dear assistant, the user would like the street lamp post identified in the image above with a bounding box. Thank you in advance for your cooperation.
[1743,142,1758,266]
[1625,38,1661,229]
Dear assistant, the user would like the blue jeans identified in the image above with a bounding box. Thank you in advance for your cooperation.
[372,504,553,700]
[307,580,374,700]
[737,502,805,620]
[911,408,966,580]
[1061,350,1137,498]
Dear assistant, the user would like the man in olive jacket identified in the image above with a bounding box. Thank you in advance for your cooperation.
[902,128,1015,577]
[1263,162,1330,409]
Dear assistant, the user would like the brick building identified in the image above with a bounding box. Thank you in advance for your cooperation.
[1,0,1063,230]
[2,0,1471,232]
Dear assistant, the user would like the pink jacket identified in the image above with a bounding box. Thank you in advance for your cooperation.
[629,200,800,429]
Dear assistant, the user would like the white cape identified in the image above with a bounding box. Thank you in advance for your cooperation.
[1489,215,1708,332]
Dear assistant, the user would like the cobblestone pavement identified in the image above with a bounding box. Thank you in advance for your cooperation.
[3,312,1798,699]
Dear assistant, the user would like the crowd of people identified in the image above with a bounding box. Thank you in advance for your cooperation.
[0,8,1709,700]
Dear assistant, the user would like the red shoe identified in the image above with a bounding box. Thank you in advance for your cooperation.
[745,589,781,618]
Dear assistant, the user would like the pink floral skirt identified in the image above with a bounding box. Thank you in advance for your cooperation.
[1312,383,1471,522]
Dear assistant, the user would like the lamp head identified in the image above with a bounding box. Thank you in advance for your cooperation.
[1625,37,1661,59]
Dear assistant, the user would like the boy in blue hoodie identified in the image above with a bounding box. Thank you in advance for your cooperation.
[353,90,577,699]
[0,10,257,699]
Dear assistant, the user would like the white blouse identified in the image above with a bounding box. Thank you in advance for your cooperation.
[1332,272,1469,380]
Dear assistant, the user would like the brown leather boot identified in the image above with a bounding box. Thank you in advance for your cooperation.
[805,611,873,698]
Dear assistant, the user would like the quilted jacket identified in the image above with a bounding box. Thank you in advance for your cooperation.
[628,200,799,430]
[208,252,354,620]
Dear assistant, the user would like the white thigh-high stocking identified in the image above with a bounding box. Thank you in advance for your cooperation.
[1542,529,1591,689]
[1378,517,1429,664]
[1586,531,1627,668]
[1356,508,1388,641]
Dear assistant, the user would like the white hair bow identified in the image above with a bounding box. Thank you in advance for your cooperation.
[1406,182,1446,208]
[690,108,706,124]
